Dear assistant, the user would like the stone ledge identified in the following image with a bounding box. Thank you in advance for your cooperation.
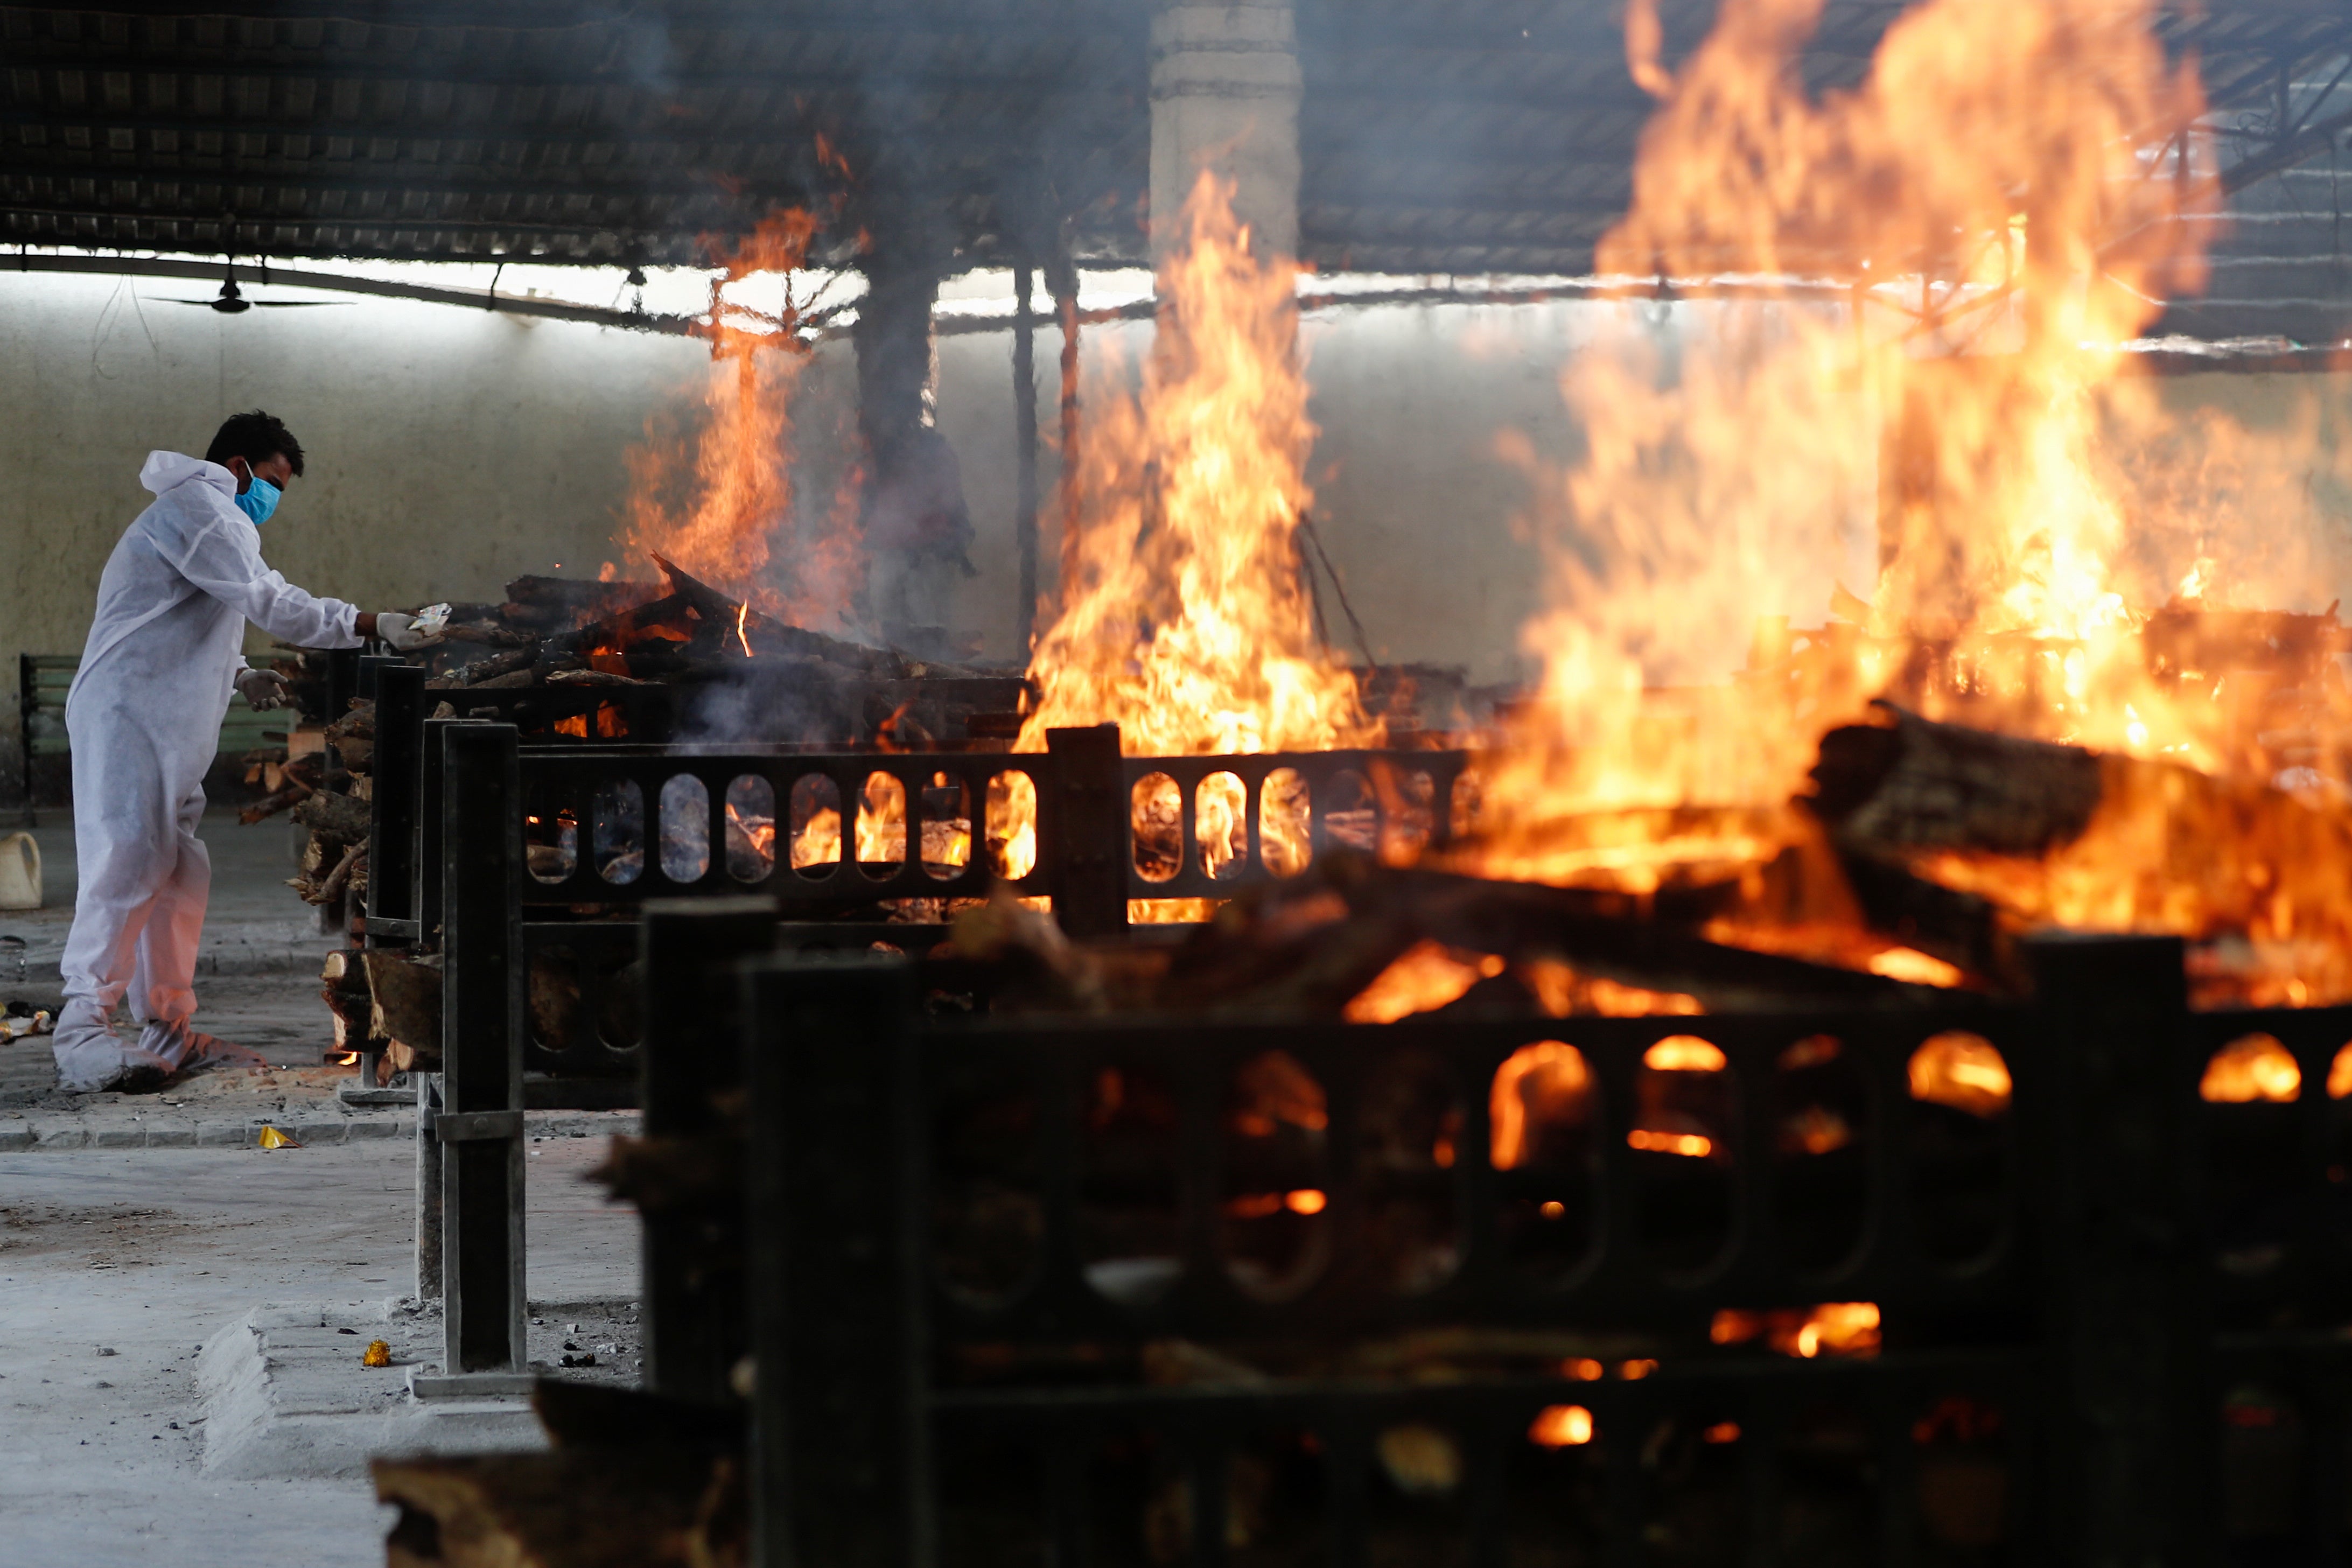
[0,1105,635,1152]
[0,1111,417,1151]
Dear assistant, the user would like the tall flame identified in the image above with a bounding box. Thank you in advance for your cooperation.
[1459,0,2352,961]
[621,209,865,630]
[1481,0,2212,828]
[1017,172,1380,759]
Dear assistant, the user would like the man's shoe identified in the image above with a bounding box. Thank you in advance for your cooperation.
[53,999,132,1093]
[97,1063,172,1095]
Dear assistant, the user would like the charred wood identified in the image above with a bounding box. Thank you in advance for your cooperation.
[1810,702,2103,855]
[373,1450,743,1568]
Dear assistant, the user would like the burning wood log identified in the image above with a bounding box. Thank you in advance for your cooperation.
[409,563,1026,745]
[944,852,1945,1019]
[1810,703,2103,856]
[1809,702,2352,1003]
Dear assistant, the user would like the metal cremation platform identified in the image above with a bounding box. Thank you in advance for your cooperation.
[691,926,2350,1567]
[358,655,1468,1389]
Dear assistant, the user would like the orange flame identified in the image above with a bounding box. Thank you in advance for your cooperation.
[1010,174,1382,915]
[1018,172,1374,759]
[1448,0,2352,1003]
[621,209,865,631]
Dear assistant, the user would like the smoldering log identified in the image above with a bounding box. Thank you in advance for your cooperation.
[957,852,1950,1018]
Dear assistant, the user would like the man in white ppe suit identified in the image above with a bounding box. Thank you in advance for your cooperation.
[54,410,435,1092]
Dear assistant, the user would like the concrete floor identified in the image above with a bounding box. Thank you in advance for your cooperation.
[0,1139,638,1567]
[0,808,642,1566]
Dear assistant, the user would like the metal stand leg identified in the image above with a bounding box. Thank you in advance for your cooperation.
[415,1070,443,1300]
[745,953,929,1568]
[412,723,530,1399]
[640,896,779,1405]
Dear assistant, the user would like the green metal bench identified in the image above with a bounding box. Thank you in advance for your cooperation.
[19,652,291,820]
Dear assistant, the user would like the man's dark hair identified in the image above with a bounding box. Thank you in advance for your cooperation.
[204,410,305,478]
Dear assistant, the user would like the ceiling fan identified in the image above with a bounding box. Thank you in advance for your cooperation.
[152,261,346,313]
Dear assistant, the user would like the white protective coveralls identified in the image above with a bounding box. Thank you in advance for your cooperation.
[52,451,360,1089]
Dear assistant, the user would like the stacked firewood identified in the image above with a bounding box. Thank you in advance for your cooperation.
[423,555,1028,746]
[239,683,375,908]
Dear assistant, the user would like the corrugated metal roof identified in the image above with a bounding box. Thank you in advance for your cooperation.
[5,0,2352,337]
[0,2,1154,267]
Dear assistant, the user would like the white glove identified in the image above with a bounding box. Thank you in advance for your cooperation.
[374,612,439,651]
[236,668,291,711]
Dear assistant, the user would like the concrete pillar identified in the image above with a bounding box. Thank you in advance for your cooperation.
[1149,1,1303,263]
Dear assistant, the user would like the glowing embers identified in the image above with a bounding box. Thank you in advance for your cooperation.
[1131,773,1182,883]
[1198,770,1249,880]
[1710,1302,1882,1359]
[1909,1031,2013,1117]
[524,803,578,884]
[1906,1032,2014,1268]
[1346,942,1503,1024]
[1489,1041,1598,1283]
[2200,1033,2300,1103]
[1630,1035,1735,1276]
[2198,1034,2352,1279]
[726,774,778,881]
[1527,1404,1593,1447]
[1346,946,1703,1025]
[1773,1034,1871,1275]
[1262,768,1311,878]
[1221,1051,1332,1300]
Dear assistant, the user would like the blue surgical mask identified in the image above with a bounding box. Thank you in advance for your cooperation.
[235,475,281,526]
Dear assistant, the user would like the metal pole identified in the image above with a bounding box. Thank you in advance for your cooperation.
[640,895,779,1404]
[1013,261,1041,655]
[2022,932,2215,1563]
[1044,723,1127,940]
[431,723,528,1388]
[744,952,928,1568]
[1052,263,1082,608]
